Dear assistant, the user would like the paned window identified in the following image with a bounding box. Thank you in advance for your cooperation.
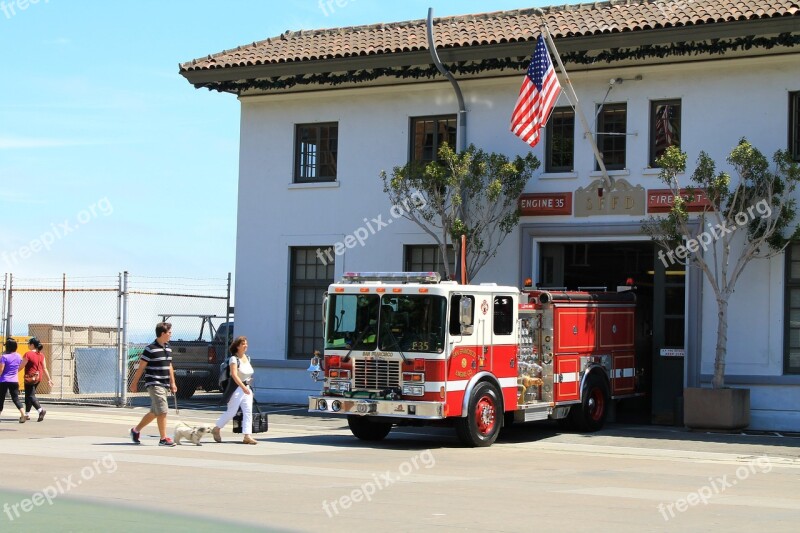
[790,91,800,162]
[405,245,456,279]
[650,100,682,166]
[295,123,338,182]
[288,247,334,359]
[784,242,800,373]
[545,107,574,172]
[410,115,456,164]
[596,103,627,171]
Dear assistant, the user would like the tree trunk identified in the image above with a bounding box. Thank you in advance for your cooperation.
[712,297,728,388]
[440,241,452,279]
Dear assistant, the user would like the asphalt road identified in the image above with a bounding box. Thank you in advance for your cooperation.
[1,396,799,532]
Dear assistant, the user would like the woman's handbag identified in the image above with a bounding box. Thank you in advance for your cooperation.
[24,371,40,385]
[233,399,268,434]
[221,377,238,405]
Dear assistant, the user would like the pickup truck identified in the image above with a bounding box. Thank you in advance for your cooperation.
[131,314,234,399]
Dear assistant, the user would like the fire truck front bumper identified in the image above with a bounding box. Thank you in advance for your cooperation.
[309,396,445,419]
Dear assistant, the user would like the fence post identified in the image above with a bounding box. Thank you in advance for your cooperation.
[6,273,13,336]
[121,271,129,407]
[116,272,123,406]
[225,272,232,347]
[1,273,7,339]
[60,273,66,400]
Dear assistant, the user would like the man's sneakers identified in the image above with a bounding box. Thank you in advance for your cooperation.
[130,428,175,446]
[158,437,177,447]
[130,427,141,444]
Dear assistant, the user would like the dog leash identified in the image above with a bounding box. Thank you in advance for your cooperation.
[172,391,180,415]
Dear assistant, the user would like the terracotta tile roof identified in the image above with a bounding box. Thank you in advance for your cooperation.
[180,0,799,73]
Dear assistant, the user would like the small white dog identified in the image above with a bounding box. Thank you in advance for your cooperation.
[173,422,214,446]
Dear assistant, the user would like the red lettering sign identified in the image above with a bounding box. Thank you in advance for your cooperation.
[519,193,572,216]
[647,189,711,213]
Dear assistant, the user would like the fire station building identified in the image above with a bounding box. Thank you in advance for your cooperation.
[180,0,800,431]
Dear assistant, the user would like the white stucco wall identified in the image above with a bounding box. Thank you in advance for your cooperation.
[235,52,800,425]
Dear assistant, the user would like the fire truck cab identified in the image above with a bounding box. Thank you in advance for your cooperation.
[308,272,639,447]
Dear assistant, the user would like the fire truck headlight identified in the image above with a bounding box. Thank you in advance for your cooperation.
[318,399,328,411]
[331,400,342,412]
[402,384,424,396]
[329,381,351,392]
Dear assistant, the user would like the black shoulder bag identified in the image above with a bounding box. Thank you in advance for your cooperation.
[233,398,268,434]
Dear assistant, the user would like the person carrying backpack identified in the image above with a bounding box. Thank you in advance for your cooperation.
[212,336,257,445]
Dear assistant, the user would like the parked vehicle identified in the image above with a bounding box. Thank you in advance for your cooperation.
[130,315,233,399]
[308,272,640,447]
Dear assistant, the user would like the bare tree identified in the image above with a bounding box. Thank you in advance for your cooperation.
[381,143,539,280]
[643,139,800,388]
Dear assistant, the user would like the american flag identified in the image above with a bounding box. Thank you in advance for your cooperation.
[510,35,562,148]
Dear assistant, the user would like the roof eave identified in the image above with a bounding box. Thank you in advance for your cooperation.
[179,17,800,91]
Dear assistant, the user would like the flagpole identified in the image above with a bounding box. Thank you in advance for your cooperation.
[535,12,613,191]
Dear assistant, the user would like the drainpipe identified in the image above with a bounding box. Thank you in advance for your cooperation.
[427,8,468,278]
[426,8,466,151]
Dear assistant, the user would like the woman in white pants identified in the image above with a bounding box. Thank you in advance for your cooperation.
[212,336,257,444]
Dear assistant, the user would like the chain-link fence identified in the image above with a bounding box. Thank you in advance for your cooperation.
[124,274,231,403]
[1,273,230,406]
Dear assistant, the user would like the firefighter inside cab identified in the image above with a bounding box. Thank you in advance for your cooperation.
[309,272,640,448]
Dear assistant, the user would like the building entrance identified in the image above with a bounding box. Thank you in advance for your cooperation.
[538,241,685,424]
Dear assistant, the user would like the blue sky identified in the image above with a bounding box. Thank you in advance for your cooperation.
[0,0,558,280]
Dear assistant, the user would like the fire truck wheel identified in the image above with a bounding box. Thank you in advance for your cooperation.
[455,381,502,447]
[347,416,393,441]
[570,373,610,432]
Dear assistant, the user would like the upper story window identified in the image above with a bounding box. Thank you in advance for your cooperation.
[650,99,682,166]
[410,115,456,164]
[790,91,800,162]
[294,123,338,183]
[545,107,575,173]
[596,103,627,171]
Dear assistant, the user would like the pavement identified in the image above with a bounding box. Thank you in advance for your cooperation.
[1,397,799,532]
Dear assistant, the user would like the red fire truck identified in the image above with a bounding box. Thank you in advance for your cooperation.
[308,272,639,447]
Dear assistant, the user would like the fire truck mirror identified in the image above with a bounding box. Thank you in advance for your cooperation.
[459,296,474,333]
[321,292,328,330]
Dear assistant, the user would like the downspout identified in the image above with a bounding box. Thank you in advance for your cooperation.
[426,8,466,151]
[426,8,467,278]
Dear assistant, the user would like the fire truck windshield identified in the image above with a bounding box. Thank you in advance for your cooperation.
[325,293,447,353]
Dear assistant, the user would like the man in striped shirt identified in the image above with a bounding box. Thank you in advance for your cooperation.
[128,322,178,446]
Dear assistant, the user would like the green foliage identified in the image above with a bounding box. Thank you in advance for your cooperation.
[381,143,540,278]
[644,140,800,255]
[642,138,800,388]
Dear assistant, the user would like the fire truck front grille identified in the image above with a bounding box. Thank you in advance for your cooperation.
[354,360,400,390]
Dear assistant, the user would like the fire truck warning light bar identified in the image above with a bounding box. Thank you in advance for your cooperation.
[341,272,442,284]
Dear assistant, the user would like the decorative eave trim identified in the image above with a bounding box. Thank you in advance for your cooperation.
[179,18,800,94]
